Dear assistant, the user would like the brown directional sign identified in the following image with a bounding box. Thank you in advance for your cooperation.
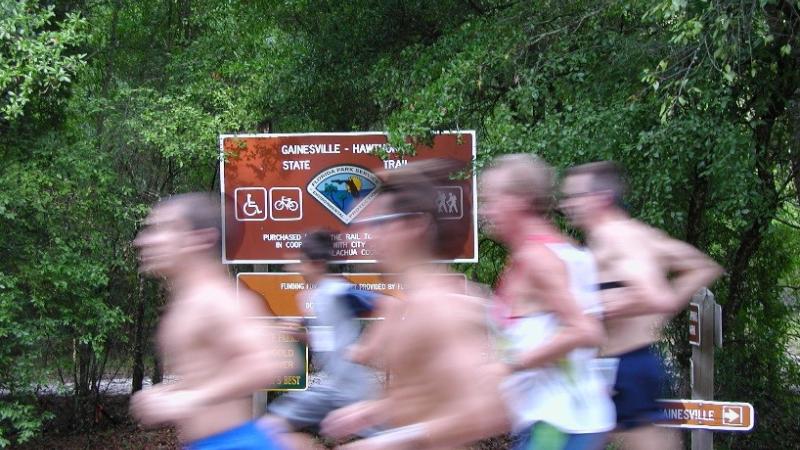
[657,399,754,431]
[237,272,468,318]
[220,132,477,264]
[689,302,700,346]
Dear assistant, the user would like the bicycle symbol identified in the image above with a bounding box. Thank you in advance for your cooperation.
[242,193,264,217]
[269,187,303,221]
[273,196,299,212]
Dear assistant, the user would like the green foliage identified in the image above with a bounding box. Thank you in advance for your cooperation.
[261,1,800,447]
[0,0,87,122]
[1,0,798,448]
[0,400,49,447]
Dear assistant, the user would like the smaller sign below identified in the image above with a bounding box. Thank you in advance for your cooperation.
[264,326,308,391]
[688,302,700,346]
[657,399,754,431]
[237,272,468,318]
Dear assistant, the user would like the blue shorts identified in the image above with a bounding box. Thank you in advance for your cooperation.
[184,421,284,450]
[612,345,669,430]
[512,422,606,450]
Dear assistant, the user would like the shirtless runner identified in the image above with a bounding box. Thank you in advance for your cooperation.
[480,154,614,450]
[130,193,295,450]
[320,163,510,449]
[560,162,723,450]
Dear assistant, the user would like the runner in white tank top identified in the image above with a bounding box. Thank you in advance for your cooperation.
[495,236,615,438]
[480,154,614,450]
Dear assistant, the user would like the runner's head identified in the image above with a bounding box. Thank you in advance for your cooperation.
[134,193,222,277]
[480,154,555,239]
[561,161,626,228]
[287,229,333,282]
[356,161,454,269]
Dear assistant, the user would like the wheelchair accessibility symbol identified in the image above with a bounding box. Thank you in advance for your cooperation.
[234,187,268,221]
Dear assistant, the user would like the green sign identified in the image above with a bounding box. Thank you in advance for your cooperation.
[265,327,308,391]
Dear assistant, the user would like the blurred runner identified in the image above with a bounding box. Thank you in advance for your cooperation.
[130,193,294,450]
[561,162,723,450]
[320,162,510,449]
[263,230,380,449]
[480,154,614,450]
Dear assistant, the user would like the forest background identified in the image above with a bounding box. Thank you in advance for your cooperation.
[1,0,799,448]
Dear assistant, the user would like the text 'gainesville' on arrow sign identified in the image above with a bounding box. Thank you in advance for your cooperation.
[656,399,755,431]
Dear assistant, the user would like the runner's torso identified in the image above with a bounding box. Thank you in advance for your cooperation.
[494,236,614,434]
[590,221,670,356]
[383,276,498,428]
[158,284,253,441]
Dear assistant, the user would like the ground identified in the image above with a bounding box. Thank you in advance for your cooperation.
[14,426,179,450]
[10,393,512,449]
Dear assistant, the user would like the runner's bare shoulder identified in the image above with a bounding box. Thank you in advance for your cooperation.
[595,220,661,261]
[191,282,270,320]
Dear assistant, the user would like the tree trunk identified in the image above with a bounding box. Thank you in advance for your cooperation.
[789,97,800,206]
[131,276,147,393]
[152,352,163,385]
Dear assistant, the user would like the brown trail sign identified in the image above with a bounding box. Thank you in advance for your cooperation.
[657,399,754,432]
[220,132,477,264]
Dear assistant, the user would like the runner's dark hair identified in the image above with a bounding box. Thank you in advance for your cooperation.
[565,161,627,208]
[301,229,334,264]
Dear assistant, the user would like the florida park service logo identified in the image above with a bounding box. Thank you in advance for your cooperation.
[308,165,381,224]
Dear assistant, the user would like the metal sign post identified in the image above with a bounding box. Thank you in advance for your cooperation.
[656,290,754,441]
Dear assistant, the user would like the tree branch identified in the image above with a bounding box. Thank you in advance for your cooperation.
[774,217,800,230]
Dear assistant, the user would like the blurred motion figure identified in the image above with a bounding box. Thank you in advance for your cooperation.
[321,162,510,450]
[131,193,294,450]
[480,154,614,450]
[264,230,379,449]
[561,162,723,450]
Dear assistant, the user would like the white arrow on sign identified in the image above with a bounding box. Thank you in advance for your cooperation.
[722,406,743,425]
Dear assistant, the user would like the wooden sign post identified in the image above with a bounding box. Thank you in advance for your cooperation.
[690,288,720,450]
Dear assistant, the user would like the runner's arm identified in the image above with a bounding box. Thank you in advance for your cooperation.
[659,236,723,309]
[321,398,392,440]
[510,247,604,370]
[603,238,722,318]
[348,296,398,368]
